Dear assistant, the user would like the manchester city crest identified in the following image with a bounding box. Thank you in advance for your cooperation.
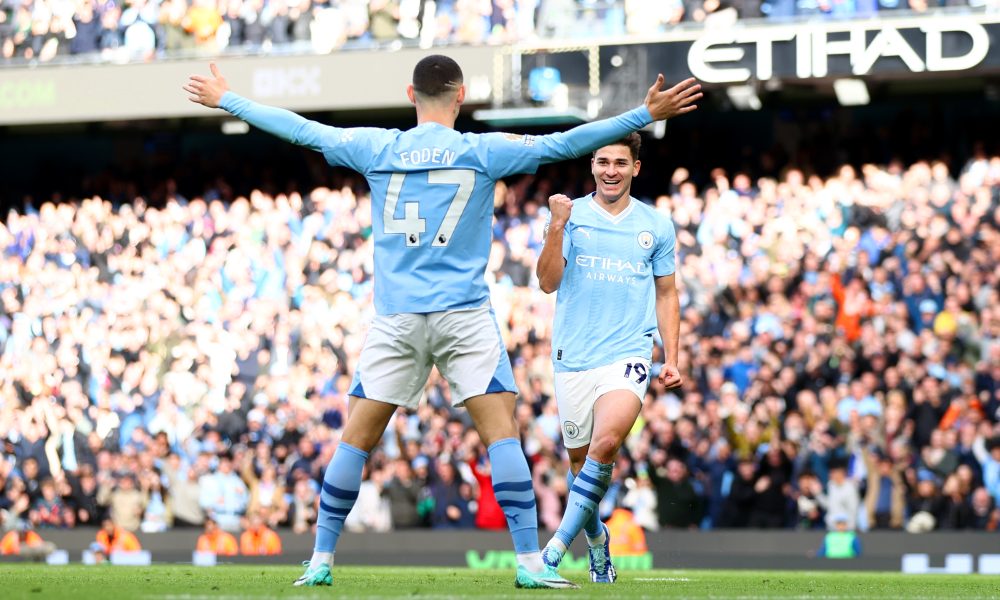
[563,420,580,439]
[637,231,654,249]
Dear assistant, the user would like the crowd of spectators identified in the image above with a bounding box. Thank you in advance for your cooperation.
[3,0,998,65]
[1,148,999,549]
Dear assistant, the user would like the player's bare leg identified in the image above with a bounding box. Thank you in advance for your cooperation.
[464,392,519,447]
[465,392,578,589]
[342,396,399,451]
[295,396,396,586]
[588,390,642,464]
[546,390,641,582]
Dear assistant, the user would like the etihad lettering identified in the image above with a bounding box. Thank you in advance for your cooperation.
[687,21,990,83]
[575,255,647,274]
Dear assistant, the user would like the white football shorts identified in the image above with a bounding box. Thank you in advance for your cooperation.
[348,303,517,409]
[553,356,651,449]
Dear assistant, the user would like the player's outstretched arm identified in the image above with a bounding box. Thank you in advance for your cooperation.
[655,274,682,389]
[183,62,334,153]
[535,76,701,165]
[537,194,573,294]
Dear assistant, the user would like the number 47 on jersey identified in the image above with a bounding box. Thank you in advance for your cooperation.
[383,169,475,248]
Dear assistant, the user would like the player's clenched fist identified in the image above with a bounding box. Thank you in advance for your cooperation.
[659,363,683,390]
[548,194,573,229]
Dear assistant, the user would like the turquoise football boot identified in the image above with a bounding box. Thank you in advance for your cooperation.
[292,560,333,587]
[514,564,579,589]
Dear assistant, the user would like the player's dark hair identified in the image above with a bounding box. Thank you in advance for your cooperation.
[594,132,642,161]
[412,55,464,98]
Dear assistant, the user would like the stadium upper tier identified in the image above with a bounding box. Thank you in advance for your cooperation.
[1,1,997,68]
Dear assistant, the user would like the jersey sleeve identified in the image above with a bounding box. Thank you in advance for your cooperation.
[534,106,653,165]
[480,105,654,178]
[219,92,392,174]
[562,222,572,260]
[544,216,572,261]
[652,216,677,277]
[482,132,545,179]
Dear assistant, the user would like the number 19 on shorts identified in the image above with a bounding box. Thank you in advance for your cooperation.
[623,362,647,384]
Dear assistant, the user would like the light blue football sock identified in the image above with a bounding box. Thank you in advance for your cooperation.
[315,442,367,553]
[488,438,539,555]
[553,456,613,548]
[567,468,603,539]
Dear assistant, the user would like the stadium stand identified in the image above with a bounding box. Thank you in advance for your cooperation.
[2,0,1000,573]
[1,153,998,543]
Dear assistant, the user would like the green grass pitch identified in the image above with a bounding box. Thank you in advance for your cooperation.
[1,565,998,599]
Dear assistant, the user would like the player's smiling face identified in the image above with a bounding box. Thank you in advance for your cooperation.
[591,144,640,206]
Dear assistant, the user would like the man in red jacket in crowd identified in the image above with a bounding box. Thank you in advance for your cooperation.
[470,448,506,530]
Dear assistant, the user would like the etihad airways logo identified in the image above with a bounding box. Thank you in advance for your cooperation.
[575,255,647,285]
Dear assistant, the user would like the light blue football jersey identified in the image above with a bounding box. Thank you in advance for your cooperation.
[220,93,654,315]
[551,194,676,373]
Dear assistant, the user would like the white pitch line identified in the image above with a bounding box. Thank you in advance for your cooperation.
[703,596,979,600]
[149,596,585,600]
[149,596,319,600]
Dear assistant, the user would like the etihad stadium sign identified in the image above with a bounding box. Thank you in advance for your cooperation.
[518,13,1000,90]
[687,19,993,83]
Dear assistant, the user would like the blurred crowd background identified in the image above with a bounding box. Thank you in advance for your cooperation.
[3,0,1000,65]
[2,147,999,546]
